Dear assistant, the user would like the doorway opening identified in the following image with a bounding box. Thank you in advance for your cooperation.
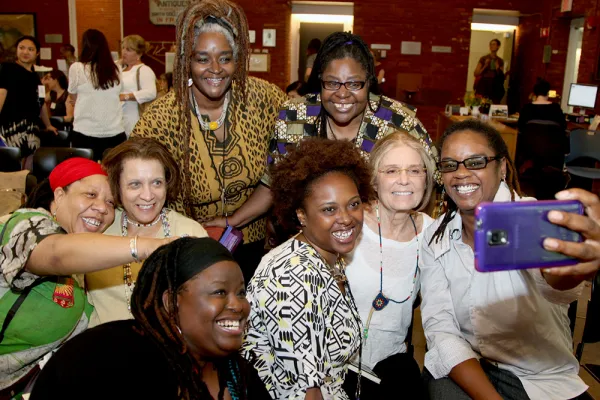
[562,18,584,111]
[290,1,353,85]
[467,9,519,105]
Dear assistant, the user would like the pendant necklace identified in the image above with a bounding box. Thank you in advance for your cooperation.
[121,208,171,311]
[363,202,419,341]
[191,91,230,131]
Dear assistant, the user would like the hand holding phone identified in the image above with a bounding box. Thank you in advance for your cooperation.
[474,200,583,272]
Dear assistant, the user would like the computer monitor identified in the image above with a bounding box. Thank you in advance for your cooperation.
[567,83,598,109]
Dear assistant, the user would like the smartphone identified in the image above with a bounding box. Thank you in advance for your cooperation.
[474,200,584,272]
[219,225,243,254]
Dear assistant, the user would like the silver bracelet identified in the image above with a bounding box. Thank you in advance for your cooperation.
[130,235,140,262]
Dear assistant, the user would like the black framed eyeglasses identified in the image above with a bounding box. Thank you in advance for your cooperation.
[438,156,502,173]
[321,80,366,91]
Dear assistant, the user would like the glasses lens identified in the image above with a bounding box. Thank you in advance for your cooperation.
[408,167,426,176]
[439,161,457,172]
[345,81,364,90]
[464,157,487,170]
[323,81,340,90]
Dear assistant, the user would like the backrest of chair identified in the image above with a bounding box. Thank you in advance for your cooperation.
[32,147,94,182]
[520,122,568,168]
[566,129,600,164]
[396,73,422,100]
[0,147,22,172]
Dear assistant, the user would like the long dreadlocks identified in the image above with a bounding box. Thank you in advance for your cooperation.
[131,237,250,400]
[173,0,250,216]
[429,119,522,245]
[300,31,382,139]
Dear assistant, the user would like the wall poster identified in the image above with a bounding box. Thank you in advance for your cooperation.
[150,0,190,25]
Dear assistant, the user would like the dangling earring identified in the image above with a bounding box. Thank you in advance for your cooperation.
[176,325,182,335]
[188,78,193,87]
[434,187,446,219]
[502,174,506,182]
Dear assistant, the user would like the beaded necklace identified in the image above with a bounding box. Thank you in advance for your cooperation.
[363,203,419,340]
[191,91,230,131]
[121,208,171,311]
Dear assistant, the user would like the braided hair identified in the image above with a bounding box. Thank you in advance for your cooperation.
[429,119,522,245]
[131,237,249,400]
[173,0,250,216]
[301,32,382,139]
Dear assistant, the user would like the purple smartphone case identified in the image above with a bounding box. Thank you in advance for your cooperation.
[219,225,243,253]
[474,200,584,272]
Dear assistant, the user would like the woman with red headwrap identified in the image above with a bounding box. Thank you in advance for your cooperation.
[0,157,173,398]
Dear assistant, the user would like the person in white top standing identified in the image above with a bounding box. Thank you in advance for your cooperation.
[68,29,125,161]
[118,35,157,136]
[344,131,438,399]
[420,119,599,400]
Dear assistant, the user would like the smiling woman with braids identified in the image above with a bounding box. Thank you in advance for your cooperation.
[131,0,286,282]
[31,237,271,399]
[419,119,600,400]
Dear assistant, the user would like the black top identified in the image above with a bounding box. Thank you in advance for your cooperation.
[518,102,566,132]
[48,90,68,117]
[0,62,42,128]
[31,320,271,400]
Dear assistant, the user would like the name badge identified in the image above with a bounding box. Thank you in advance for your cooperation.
[50,102,56,110]
[38,85,46,98]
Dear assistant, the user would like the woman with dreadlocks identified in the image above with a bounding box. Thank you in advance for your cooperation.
[131,0,287,282]
[419,119,592,400]
[31,237,271,399]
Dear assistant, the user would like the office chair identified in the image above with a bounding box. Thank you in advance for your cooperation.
[38,116,72,148]
[565,129,600,180]
[0,147,22,172]
[516,120,569,200]
[396,73,422,104]
[32,147,94,182]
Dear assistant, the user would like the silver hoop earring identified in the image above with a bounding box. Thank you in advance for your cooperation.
[188,78,193,87]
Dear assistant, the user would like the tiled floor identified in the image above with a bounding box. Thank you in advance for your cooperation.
[411,280,600,399]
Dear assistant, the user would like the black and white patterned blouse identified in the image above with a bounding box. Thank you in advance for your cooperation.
[243,237,361,400]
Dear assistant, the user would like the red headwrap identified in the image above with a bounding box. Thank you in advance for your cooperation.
[49,157,108,191]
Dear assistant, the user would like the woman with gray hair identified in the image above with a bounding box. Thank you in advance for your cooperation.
[131,0,287,281]
[118,34,157,136]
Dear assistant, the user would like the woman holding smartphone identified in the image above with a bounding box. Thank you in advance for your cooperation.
[420,119,591,400]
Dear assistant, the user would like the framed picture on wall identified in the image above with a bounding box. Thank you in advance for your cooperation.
[249,53,270,72]
[0,13,36,63]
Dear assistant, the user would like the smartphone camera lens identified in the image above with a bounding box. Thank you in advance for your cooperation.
[487,230,508,246]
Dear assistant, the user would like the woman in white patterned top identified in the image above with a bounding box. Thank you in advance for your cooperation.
[243,139,375,400]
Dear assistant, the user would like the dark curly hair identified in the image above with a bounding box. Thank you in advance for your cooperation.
[429,119,521,245]
[270,138,375,233]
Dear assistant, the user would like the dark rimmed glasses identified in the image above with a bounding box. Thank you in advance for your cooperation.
[321,80,366,91]
[438,155,502,173]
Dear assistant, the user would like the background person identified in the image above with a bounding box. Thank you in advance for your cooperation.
[31,237,271,400]
[86,138,208,326]
[517,77,566,132]
[474,39,505,104]
[304,38,321,82]
[42,70,69,119]
[68,29,125,160]
[0,36,57,160]
[118,34,157,136]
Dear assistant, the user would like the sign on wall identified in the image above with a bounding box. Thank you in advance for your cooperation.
[150,0,190,25]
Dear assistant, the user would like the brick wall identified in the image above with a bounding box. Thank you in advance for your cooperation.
[0,1,70,70]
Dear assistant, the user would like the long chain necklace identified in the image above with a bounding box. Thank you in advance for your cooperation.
[121,208,171,311]
[363,203,419,340]
[326,111,365,143]
[191,91,230,131]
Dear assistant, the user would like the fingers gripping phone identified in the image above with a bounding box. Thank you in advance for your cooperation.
[474,200,583,272]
